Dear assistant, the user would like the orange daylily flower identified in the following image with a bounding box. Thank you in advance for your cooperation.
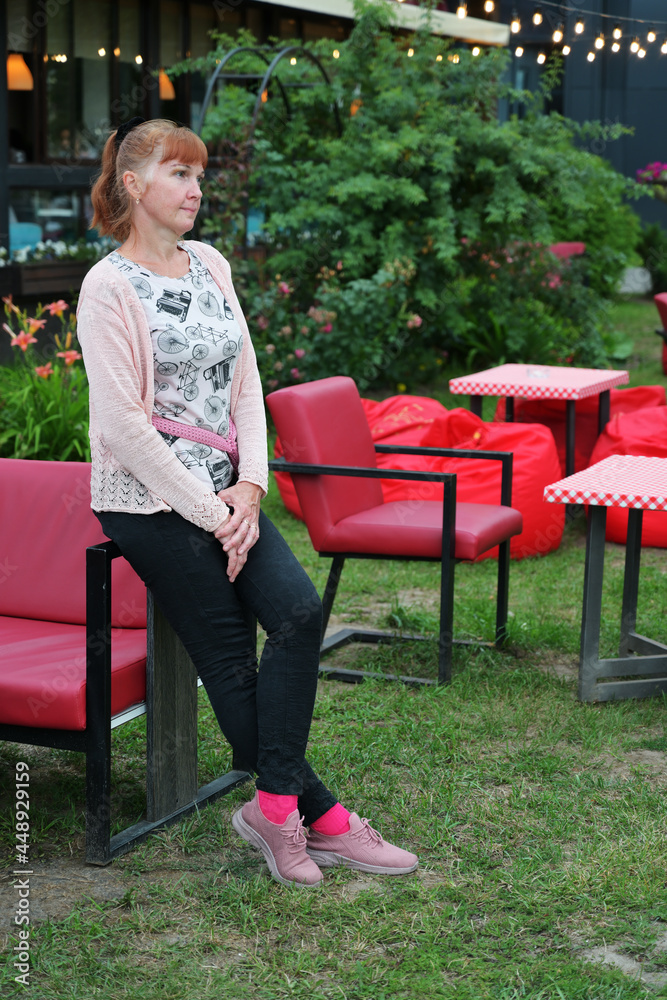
[56,349,82,366]
[10,330,39,351]
[34,362,54,378]
[27,317,47,334]
[44,299,69,317]
[2,295,20,315]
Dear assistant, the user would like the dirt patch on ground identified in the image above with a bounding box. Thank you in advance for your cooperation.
[531,650,579,680]
[0,857,127,946]
[598,748,667,783]
[572,928,667,990]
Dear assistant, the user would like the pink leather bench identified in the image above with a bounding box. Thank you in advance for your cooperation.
[0,458,249,864]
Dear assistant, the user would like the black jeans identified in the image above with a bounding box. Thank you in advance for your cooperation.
[96,508,337,825]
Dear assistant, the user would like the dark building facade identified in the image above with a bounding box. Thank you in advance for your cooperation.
[1,1,359,253]
[2,0,665,256]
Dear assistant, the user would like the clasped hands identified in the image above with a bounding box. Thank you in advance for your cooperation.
[214,481,263,581]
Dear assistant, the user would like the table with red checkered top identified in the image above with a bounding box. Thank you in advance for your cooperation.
[449,364,629,476]
[544,455,667,703]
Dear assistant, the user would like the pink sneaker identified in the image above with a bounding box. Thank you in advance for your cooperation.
[306,813,418,875]
[231,794,323,887]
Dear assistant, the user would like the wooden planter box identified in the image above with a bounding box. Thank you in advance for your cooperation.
[0,265,18,298]
[17,260,93,297]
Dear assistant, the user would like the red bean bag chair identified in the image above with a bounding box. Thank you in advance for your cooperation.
[494,385,666,475]
[273,396,564,560]
[588,406,667,548]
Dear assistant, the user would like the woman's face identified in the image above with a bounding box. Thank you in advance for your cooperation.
[136,158,205,238]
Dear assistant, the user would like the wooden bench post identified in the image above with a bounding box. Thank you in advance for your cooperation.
[146,592,199,821]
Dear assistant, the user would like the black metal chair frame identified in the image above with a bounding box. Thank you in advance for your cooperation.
[269,442,515,686]
[0,540,251,865]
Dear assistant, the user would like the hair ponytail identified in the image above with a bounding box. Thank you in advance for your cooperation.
[90,131,130,242]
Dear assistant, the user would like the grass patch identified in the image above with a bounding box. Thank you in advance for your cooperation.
[1,298,667,999]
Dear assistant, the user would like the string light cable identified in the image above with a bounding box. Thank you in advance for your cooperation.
[388,1,667,61]
[492,1,667,58]
[496,0,667,38]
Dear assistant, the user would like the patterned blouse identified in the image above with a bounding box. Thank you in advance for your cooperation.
[108,244,242,493]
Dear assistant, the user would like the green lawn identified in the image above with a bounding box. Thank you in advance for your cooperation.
[1,298,666,1000]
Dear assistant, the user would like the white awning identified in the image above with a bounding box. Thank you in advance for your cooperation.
[254,1,511,47]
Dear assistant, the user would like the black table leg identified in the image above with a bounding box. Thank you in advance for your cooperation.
[578,505,607,702]
[619,508,643,657]
[565,399,576,478]
[597,389,611,435]
[470,395,483,418]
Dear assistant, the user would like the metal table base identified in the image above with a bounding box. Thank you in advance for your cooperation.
[579,506,667,702]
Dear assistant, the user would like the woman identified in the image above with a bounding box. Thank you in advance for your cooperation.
[77,117,418,887]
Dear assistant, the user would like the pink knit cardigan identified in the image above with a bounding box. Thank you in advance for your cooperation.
[77,240,268,533]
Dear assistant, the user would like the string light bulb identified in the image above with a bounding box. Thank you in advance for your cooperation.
[472,46,481,56]
[638,47,646,58]
[456,2,467,18]
[611,41,620,52]
[587,51,595,62]
[537,51,546,64]
[630,36,640,52]
[510,10,521,33]
[647,28,657,43]
[595,32,605,50]
[515,46,524,57]
[484,0,495,12]
[562,44,571,55]
[613,24,622,40]
[533,6,543,26]
[552,24,564,44]
[574,18,585,35]
[662,38,667,55]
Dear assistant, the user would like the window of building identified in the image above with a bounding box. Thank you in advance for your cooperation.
[3,0,353,255]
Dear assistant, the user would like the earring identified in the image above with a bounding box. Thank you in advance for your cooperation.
[136,197,140,204]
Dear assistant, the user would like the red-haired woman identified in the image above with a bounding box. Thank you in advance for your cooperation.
[77,118,418,886]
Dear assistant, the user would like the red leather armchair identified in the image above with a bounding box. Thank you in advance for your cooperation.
[266,377,523,685]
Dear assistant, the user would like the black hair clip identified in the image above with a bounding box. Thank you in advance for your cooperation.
[114,116,146,150]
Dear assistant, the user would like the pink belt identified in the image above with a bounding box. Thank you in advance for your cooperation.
[152,414,239,471]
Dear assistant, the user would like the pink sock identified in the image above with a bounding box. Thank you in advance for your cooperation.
[257,790,298,825]
[310,802,351,836]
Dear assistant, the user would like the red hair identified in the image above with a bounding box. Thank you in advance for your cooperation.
[90,119,208,243]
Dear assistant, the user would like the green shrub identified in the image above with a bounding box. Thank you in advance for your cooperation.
[186,1,642,390]
[249,260,441,394]
[637,222,667,294]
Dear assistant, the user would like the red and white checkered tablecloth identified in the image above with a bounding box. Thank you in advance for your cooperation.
[449,363,629,400]
[544,455,667,510]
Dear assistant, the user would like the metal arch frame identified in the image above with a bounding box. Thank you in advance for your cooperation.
[249,45,342,138]
[196,46,286,136]
[196,44,342,139]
